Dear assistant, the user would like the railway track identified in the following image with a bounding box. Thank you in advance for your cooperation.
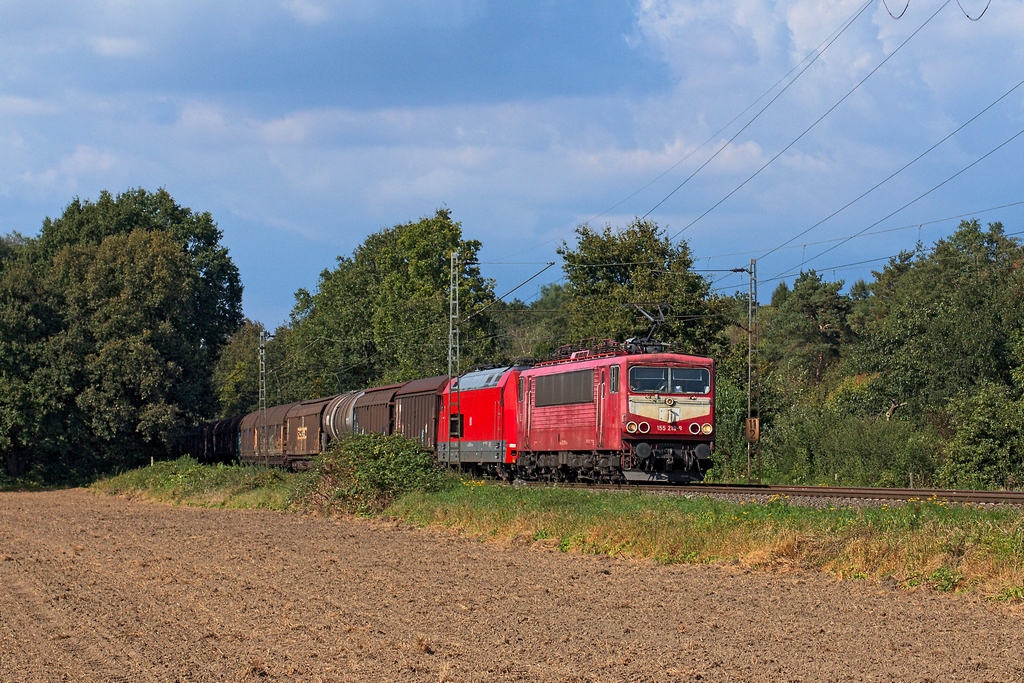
[522,481,1024,506]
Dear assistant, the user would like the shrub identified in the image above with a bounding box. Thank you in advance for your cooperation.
[762,402,940,487]
[939,383,1024,490]
[291,433,456,515]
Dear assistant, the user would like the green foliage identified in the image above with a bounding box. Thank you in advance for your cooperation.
[491,282,573,360]
[291,433,456,515]
[390,484,1024,595]
[0,189,242,480]
[263,209,497,400]
[36,188,243,354]
[704,373,748,481]
[212,320,265,417]
[939,383,1024,490]
[559,219,726,354]
[766,271,852,384]
[857,221,1023,416]
[755,220,1024,489]
[93,456,293,509]
[762,398,940,487]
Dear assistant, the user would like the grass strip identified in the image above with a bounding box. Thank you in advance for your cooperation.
[93,457,296,510]
[388,483,1024,598]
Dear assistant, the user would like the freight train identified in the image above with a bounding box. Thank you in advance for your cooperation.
[184,341,716,483]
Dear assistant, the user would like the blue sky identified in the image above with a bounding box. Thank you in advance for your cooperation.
[1,0,1022,324]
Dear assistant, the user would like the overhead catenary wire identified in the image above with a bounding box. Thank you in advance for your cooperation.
[882,0,911,19]
[956,0,991,20]
[691,199,1024,262]
[755,76,1024,263]
[495,0,876,262]
[772,123,1024,280]
[639,0,874,220]
[664,0,953,241]
[462,262,556,323]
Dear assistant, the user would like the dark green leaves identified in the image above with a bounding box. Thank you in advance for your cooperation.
[0,190,242,481]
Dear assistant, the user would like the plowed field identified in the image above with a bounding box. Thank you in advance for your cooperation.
[1,490,1022,682]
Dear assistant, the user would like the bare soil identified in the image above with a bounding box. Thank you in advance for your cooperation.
[1,490,1022,683]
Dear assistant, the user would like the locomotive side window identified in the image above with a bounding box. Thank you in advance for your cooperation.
[448,414,464,437]
[629,367,710,394]
[609,365,619,393]
[535,369,594,407]
[518,377,524,401]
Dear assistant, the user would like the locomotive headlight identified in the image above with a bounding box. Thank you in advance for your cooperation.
[626,421,638,433]
[638,421,650,434]
[701,423,713,435]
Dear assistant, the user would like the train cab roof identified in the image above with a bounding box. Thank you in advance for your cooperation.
[448,367,512,392]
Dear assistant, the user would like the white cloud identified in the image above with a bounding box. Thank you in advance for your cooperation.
[88,36,144,57]
[281,0,330,25]
[20,145,120,190]
[0,0,1021,323]
[0,96,58,116]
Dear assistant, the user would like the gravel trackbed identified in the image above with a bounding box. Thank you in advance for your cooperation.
[1,490,1022,682]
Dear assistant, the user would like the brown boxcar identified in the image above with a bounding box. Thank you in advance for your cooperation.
[353,383,406,435]
[239,403,298,466]
[210,415,244,461]
[285,397,334,459]
[323,390,362,441]
[394,375,448,448]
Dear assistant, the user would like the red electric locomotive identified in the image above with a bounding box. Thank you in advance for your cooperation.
[515,348,714,482]
[437,366,523,480]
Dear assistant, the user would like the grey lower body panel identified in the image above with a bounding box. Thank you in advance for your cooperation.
[438,440,506,464]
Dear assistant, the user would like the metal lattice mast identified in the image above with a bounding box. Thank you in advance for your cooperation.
[745,259,761,484]
[448,251,459,384]
[447,251,461,469]
[258,330,268,466]
[752,259,761,484]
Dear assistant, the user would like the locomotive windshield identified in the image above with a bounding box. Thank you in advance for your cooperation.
[629,367,710,395]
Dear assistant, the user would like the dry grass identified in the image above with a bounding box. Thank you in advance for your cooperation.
[388,485,1024,598]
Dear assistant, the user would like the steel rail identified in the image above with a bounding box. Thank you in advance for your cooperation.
[521,481,1024,506]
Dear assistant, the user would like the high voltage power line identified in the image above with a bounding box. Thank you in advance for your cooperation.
[755,77,1024,264]
[771,124,1024,281]
[639,0,874,220]
[663,0,953,240]
[695,200,1024,262]
[496,0,874,262]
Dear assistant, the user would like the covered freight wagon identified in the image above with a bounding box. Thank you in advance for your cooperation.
[285,397,334,461]
[239,402,299,466]
[353,383,405,435]
[394,375,448,448]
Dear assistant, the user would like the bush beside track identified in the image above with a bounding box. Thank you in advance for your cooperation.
[91,435,1024,600]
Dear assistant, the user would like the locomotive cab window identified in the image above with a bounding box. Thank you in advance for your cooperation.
[610,365,619,393]
[448,413,464,438]
[629,367,710,394]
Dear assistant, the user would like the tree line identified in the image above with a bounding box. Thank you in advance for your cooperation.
[2,187,1022,489]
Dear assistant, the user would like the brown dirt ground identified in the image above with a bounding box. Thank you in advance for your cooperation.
[1,491,1022,683]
